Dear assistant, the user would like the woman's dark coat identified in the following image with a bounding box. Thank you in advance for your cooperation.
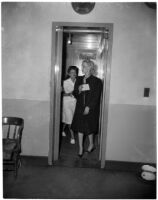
[71,75,102,135]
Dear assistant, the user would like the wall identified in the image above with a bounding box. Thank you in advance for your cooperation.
[2,2,156,162]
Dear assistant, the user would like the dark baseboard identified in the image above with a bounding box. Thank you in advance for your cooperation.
[21,155,156,172]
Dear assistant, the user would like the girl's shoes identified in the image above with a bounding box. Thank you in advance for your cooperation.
[70,138,75,144]
[62,131,66,137]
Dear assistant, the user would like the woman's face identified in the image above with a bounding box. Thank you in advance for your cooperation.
[82,62,91,75]
[68,69,77,80]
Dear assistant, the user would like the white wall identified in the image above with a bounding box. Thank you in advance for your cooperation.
[2,2,156,162]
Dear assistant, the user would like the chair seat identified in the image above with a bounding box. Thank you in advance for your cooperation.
[3,139,18,160]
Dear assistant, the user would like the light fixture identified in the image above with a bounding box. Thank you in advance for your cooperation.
[87,43,93,49]
[71,2,95,15]
[67,33,72,45]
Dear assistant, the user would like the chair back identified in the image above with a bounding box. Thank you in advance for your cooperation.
[2,117,24,141]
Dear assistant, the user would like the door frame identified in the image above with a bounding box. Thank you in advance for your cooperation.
[48,22,113,168]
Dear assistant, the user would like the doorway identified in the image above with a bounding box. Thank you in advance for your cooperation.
[48,22,113,168]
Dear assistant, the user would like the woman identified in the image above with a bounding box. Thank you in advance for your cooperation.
[71,59,102,157]
[62,66,79,144]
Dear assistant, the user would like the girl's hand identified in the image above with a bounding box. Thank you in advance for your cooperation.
[63,92,72,97]
[83,106,90,115]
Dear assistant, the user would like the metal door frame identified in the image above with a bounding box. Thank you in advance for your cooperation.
[48,22,113,168]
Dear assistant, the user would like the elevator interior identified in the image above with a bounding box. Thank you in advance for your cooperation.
[61,27,107,79]
[59,27,108,165]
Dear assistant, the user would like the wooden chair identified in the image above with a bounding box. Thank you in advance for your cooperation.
[2,117,24,178]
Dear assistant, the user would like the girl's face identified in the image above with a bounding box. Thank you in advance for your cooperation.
[82,62,91,75]
[68,69,77,80]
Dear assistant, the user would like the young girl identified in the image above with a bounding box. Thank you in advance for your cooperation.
[62,66,79,144]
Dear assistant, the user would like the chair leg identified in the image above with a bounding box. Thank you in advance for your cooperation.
[18,157,22,168]
[14,155,22,178]
[14,160,17,178]
[14,155,19,178]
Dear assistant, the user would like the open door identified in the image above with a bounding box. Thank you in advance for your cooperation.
[49,22,113,168]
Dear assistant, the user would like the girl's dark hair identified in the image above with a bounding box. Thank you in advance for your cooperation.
[67,66,79,75]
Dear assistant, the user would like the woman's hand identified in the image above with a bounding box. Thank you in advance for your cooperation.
[78,85,83,93]
[83,106,90,115]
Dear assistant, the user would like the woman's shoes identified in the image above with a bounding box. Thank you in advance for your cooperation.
[78,150,84,158]
[86,147,96,153]
[78,153,84,158]
[78,147,96,158]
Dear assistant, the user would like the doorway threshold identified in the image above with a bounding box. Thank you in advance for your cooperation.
[53,154,101,169]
